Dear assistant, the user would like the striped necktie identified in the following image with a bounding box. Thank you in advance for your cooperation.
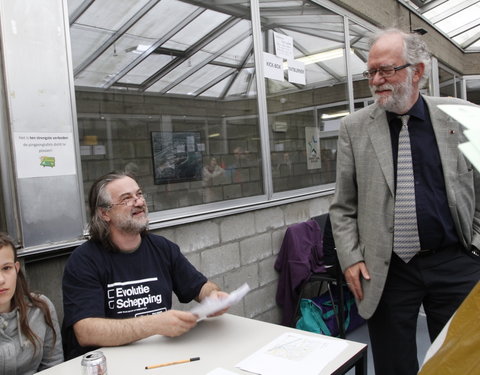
[393,115,420,262]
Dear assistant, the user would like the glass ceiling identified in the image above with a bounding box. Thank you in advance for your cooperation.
[401,0,480,52]
[67,0,369,99]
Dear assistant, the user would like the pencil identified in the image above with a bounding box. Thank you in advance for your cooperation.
[145,357,200,370]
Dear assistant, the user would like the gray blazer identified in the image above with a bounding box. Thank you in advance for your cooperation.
[330,95,480,319]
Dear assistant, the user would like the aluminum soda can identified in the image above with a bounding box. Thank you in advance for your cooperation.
[81,350,108,375]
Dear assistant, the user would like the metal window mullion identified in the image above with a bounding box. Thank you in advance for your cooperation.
[344,16,354,114]
[250,0,273,199]
[430,56,440,96]
[0,72,21,242]
[460,77,467,100]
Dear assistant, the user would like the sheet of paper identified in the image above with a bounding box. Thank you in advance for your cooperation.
[190,283,250,320]
[287,59,306,85]
[437,104,480,172]
[273,31,294,60]
[206,368,239,375]
[263,52,284,81]
[236,332,349,375]
[437,104,480,129]
[13,132,77,178]
[459,142,480,171]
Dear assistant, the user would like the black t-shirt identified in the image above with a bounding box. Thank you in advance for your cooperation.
[62,233,207,359]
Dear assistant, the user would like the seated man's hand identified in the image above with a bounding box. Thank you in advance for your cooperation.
[206,290,230,317]
[155,310,198,337]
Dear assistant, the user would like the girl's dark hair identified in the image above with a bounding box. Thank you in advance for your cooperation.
[0,232,57,353]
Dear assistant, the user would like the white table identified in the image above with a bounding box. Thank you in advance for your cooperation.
[39,314,367,375]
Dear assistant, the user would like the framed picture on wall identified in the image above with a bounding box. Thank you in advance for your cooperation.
[151,131,203,185]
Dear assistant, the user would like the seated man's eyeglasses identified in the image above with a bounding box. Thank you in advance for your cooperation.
[362,63,411,79]
[110,192,145,207]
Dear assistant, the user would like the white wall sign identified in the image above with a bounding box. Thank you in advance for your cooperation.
[305,127,321,170]
[273,32,294,60]
[287,59,306,85]
[13,132,77,178]
[263,52,284,82]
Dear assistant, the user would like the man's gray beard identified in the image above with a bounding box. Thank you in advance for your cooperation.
[370,72,414,114]
[118,218,148,234]
[116,208,149,234]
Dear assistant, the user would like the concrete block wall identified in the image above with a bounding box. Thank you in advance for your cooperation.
[23,194,333,326]
[167,195,333,323]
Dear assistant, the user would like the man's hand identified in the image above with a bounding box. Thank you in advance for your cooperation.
[344,262,370,301]
[194,281,230,318]
[154,310,198,337]
[205,290,230,317]
[74,309,198,347]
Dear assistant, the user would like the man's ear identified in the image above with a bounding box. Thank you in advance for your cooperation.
[99,207,111,222]
[412,63,425,83]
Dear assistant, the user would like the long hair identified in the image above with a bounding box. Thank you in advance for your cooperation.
[369,28,432,89]
[88,171,144,250]
[0,232,57,354]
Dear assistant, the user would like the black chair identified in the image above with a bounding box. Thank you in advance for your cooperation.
[293,213,347,338]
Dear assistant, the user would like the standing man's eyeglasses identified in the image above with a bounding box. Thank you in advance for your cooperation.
[362,63,411,79]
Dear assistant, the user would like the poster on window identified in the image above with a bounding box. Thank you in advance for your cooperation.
[305,127,321,170]
[151,131,203,184]
[13,132,77,178]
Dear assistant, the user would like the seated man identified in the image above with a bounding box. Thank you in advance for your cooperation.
[62,171,228,359]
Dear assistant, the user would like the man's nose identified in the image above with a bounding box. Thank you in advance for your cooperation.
[371,71,386,85]
[133,196,145,207]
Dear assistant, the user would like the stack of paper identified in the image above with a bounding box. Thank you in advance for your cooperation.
[236,332,348,375]
[437,104,480,171]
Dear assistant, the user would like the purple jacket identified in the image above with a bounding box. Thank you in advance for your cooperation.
[275,220,326,326]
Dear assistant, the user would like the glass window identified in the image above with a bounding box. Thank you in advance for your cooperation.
[259,0,350,193]
[439,65,460,98]
[349,20,373,110]
[70,0,263,217]
[465,76,480,105]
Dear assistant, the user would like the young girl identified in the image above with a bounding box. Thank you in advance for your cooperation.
[0,232,63,374]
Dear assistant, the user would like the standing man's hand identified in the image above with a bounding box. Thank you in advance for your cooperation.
[344,262,370,300]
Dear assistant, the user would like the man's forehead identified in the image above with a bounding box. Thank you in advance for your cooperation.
[368,44,404,67]
[106,176,140,196]
[370,34,403,56]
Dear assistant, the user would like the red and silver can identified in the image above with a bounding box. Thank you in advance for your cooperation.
[81,351,108,375]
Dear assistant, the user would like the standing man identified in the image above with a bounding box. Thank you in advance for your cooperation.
[330,28,480,375]
[62,172,228,359]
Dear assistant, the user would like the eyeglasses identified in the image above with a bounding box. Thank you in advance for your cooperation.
[362,63,411,79]
[110,192,145,207]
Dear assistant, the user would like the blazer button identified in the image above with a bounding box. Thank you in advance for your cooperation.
[384,260,389,265]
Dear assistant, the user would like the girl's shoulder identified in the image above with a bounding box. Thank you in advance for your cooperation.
[28,293,57,314]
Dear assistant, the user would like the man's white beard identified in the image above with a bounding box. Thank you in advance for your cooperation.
[370,71,414,114]
[113,208,149,234]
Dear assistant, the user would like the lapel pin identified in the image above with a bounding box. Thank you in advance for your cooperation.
[449,130,455,134]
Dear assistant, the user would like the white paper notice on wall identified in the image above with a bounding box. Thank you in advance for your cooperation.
[273,32,294,60]
[287,59,306,85]
[263,52,284,82]
[13,132,77,179]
